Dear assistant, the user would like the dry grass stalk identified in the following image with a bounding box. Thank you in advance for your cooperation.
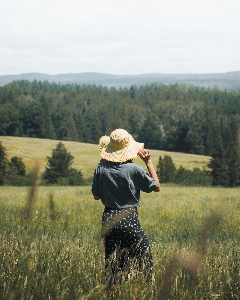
[157,251,180,299]
[23,162,40,221]
[17,238,21,250]
[57,242,65,255]
[131,278,144,300]
[82,284,106,300]
[63,211,70,231]
[72,228,79,240]
[7,291,15,300]
[49,192,55,221]
[198,210,222,255]
[157,209,223,299]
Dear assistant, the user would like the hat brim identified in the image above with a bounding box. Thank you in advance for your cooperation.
[100,136,144,162]
[99,135,110,152]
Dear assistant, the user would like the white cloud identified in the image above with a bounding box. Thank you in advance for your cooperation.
[0,0,240,75]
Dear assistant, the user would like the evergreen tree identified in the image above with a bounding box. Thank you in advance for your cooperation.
[130,85,136,99]
[43,142,77,184]
[52,103,78,141]
[74,111,85,142]
[208,136,230,186]
[83,108,102,143]
[156,155,176,183]
[0,106,8,135]
[0,142,8,185]
[138,114,161,149]
[39,95,55,139]
[225,145,240,187]
[21,101,43,137]
[184,108,205,154]
[174,165,189,185]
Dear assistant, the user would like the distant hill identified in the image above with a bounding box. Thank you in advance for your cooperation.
[0,71,240,91]
[0,136,210,177]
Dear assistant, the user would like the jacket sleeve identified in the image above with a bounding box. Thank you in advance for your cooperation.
[91,165,100,196]
[134,165,157,193]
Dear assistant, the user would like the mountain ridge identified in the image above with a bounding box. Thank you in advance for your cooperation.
[1,71,240,90]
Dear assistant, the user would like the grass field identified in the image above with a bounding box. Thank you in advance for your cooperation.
[0,136,238,299]
[0,136,211,179]
[0,184,239,299]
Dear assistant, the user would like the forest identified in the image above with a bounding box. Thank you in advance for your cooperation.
[0,79,240,186]
[1,80,240,154]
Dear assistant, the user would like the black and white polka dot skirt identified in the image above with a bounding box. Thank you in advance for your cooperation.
[101,206,153,285]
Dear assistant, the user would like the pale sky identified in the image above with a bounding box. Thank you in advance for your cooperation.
[0,0,240,75]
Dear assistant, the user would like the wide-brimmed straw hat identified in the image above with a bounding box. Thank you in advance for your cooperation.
[100,129,144,162]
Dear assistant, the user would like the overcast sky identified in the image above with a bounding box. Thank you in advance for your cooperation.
[0,0,240,75]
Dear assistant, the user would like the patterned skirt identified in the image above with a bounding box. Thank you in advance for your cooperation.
[101,206,153,285]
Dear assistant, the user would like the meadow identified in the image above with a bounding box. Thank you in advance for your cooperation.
[0,136,239,299]
[0,136,211,178]
[0,182,239,299]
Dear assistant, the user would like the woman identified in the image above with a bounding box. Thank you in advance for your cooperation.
[92,129,160,286]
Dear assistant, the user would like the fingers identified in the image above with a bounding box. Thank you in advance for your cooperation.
[139,148,149,154]
[138,148,150,158]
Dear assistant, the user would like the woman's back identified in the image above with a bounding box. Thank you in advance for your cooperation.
[92,160,157,209]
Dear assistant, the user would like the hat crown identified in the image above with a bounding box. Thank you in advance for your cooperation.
[110,129,129,150]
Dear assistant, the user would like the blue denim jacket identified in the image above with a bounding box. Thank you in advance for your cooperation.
[91,160,157,209]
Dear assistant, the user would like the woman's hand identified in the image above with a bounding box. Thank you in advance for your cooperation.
[138,148,161,192]
[138,148,151,164]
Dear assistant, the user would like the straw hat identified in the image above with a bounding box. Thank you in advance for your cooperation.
[100,129,144,162]
[99,135,110,152]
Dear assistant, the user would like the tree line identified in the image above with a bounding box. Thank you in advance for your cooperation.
[0,79,240,186]
[0,80,239,154]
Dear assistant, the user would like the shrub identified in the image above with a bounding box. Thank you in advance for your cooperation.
[156,155,211,186]
[68,170,83,186]
[174,166,212,186]
[57,170,84,186]
[9,156,26,176]
[7,174,32,186]
[6,156,28,186]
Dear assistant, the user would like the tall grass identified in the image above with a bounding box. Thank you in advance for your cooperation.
[0,182,239,299]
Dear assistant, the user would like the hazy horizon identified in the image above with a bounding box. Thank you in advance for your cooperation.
[1,70,240,76]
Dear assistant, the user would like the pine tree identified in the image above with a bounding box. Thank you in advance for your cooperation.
[138,114,161,149]
[221,118,240,186]
[43,142,76,184]
[130,85,136,99]
[156,155,176,183]
[39,95,55,139]
[226,146,240,186]
[0,142,8,185]
[208,136,230,187]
